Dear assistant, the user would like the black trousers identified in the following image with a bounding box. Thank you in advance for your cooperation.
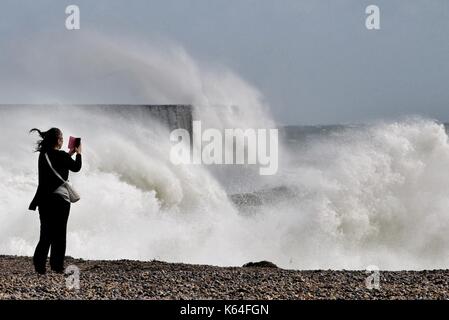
[33,194,70,273]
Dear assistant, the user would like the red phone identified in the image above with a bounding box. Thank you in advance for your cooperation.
[68,136,81,150]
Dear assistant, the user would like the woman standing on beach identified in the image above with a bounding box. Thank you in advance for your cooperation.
[28,128,82,274]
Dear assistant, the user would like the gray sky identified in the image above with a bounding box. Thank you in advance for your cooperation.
[1,0,449,125]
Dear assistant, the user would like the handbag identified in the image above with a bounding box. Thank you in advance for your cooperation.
[45,153,81,203]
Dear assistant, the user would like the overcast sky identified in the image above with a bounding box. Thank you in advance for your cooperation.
[1,0,449,125]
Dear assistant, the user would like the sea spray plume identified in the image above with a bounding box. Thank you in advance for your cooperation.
[0,28,278,263]
[4,108,449,269]
[1,32,279,188]
[0,32,275,130]
[1,33,278,266]
[263,118,449,269]
[0,105,244,265]
[3,34,449,269]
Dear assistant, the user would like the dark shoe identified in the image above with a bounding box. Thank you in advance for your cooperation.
[35,267,46,275]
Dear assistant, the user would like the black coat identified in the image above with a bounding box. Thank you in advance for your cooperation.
[29,149,82,211]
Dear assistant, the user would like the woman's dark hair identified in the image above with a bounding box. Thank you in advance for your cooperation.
[29,128,62,153]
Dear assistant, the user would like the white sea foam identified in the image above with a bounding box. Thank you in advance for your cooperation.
[1,34,449,270]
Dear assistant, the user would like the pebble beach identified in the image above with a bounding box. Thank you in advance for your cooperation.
[1,255,448,300]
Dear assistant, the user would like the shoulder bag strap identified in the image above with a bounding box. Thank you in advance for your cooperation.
[45,153,67,183]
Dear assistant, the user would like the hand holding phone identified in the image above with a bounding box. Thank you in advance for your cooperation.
[68,136,81,150]
[75,143,82,154]
[68,136,82,154]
